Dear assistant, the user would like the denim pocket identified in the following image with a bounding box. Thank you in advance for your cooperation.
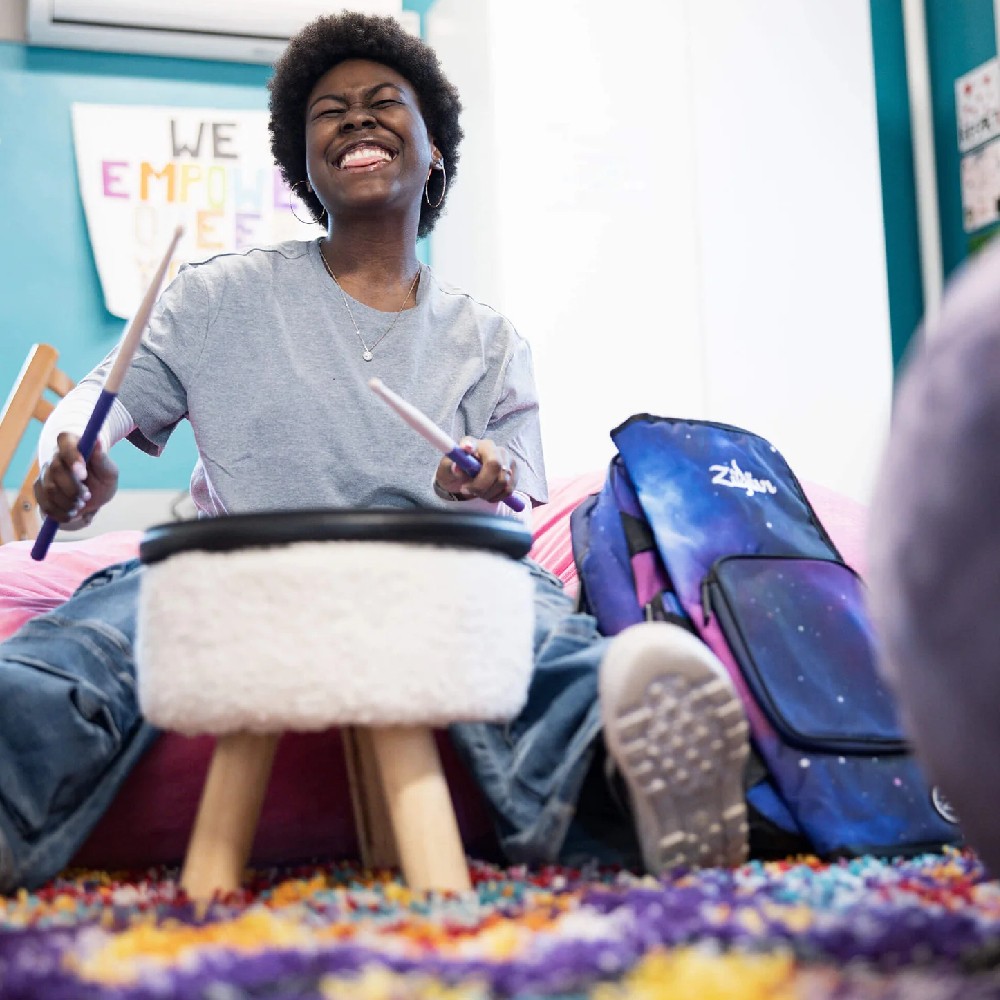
[72,558,142,596]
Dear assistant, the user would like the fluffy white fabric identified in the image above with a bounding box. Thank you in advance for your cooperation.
[136,540,534,734]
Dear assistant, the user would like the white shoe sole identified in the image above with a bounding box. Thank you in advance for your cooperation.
[599,622,750,873]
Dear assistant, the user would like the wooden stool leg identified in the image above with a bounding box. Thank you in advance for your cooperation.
[342,726,399,871]
[180,731,280,900]
[368,726,472,893]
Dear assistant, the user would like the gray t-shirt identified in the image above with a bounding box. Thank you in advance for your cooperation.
[113,239,547,516]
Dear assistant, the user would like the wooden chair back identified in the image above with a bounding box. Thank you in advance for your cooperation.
[0,344,75,544]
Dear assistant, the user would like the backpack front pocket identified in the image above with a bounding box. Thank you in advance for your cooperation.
[702,555,905,753]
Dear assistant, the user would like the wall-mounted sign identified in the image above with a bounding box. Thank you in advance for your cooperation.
[960,137,1000,233]
[72,103,319,319]
[956,58,1000,154]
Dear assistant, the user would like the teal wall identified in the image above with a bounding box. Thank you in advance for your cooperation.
[869,0,997,369]
[0,1,434,491]
[870,0,924,371]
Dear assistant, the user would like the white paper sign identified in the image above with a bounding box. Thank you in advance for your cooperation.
[72,103,319,318]
[956,58,1000,153]
[960,138,1000,232]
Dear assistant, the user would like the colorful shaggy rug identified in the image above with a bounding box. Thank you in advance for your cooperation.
[2,850,1000,999]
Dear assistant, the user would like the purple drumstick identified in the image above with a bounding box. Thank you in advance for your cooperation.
[31,226,185,561]
[368,377,525,513]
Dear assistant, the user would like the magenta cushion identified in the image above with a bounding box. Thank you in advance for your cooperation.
[527,470,606,597]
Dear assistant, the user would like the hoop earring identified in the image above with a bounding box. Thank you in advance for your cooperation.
[424,160,446,209]
[290,180,324,226]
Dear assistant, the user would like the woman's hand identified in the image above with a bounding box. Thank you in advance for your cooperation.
[434,437,518,503]
[33,433,119,529]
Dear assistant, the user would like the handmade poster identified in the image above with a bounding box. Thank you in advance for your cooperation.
[72,103,319,318]
[956,58,1000,153]
[960,138,1000,232]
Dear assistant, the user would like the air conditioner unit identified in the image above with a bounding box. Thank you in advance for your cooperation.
[25,0,420,65]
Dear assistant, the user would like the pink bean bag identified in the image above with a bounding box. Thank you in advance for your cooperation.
[0,474,867,869]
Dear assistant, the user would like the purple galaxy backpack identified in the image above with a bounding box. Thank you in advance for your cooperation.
[571,414,961,859]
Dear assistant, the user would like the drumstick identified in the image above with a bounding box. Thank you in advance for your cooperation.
[368,377,526,513]
[31,225,185,561]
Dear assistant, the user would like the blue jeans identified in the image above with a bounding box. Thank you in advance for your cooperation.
[450,561,639,868]
[0,558,630,892]
[0,559,158,893]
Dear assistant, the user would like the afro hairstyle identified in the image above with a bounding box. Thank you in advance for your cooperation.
[268,11,463,239]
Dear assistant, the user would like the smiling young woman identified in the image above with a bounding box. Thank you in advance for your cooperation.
[308,62,438,320]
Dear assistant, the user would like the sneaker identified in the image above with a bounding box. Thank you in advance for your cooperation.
[599,621,750,874]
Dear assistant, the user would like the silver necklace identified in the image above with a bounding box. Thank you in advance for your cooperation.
[319,245,420,362]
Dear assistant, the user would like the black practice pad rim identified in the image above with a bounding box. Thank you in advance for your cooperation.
[139,508,533,565]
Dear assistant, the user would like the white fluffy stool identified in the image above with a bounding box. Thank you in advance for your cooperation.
[136,509,534,899]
